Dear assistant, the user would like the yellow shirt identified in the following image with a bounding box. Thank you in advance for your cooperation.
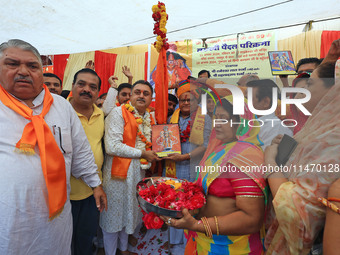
[69,102,104,200]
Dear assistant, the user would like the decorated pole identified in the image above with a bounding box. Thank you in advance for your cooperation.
[152,2,169,124]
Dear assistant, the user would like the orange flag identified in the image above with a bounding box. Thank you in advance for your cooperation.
[154,47,169,124]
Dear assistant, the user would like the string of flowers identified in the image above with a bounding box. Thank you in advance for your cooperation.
[152,2,169,52]
[180,120,191,142]
[124,103,155,169]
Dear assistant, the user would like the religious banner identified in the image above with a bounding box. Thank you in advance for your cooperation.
[192,31,276,84]
[149,40,192,92]
[152,124,181,157]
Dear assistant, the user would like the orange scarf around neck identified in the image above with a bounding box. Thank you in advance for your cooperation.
[0,85,67,219]
[111,105,138,179]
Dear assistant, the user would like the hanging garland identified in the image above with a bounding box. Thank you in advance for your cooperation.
[152,2,169,52]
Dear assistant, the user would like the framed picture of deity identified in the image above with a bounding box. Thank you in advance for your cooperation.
[268,50,296,75]
[152,124,182,157]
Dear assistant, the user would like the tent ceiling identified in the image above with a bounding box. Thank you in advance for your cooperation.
[1,0,339,55]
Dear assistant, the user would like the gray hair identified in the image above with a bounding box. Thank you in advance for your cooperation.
[245,74,260,83]
[0,39,42,66]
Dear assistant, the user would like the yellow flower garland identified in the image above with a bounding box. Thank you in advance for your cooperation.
[152,2,169,52]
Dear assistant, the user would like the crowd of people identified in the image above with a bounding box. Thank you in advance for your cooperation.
[0,38,339,255]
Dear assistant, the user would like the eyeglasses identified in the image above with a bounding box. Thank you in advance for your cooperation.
[179,99,191,103]
[132,89,151,97]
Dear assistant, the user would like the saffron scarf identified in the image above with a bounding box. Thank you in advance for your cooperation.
[165,107,205,178]
[0,85,67,219]
[111,105,138,179]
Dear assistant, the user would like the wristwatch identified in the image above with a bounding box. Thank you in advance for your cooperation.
[91,184,102,190]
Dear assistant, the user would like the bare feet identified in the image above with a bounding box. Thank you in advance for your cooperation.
[140,224,147,235]
[128,234,138,247]
[162,241,174,251]
[161,223,168,231]
[117,249,130,255]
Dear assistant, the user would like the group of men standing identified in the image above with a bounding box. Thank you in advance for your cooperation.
[0,39,160,255]
[0,38,324,255]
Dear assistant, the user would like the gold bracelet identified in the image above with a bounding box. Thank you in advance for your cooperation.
[214,216,219,236]
[201,217,209,237]
[201,217,213,238]
[206,218,213,238]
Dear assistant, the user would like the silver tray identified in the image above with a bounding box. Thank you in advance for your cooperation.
[136,177,184,219]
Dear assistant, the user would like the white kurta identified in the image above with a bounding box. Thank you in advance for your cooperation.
[0,90,101,255]
[100,106,145,235]
[258,113,293,150]
[102,87,118,116]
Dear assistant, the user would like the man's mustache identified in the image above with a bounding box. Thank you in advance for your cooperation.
[14,76,33,84]
[80,92,92,98]
[137,98,145,103]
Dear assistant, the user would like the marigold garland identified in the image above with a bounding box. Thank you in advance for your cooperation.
[152,2,169,52]
[124,103,155,167]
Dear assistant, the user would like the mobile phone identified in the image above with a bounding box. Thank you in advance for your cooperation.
[275,134,298,166]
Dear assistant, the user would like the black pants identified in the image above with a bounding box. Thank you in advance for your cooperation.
[71,195,99,255]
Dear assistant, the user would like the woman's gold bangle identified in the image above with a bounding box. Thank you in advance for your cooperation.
[201,217,213,238]
[214,216,219,236]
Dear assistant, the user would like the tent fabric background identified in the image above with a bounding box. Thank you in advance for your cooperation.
[94,51,118,96]
[320,31,340,58]
[62,51,95,91]
[277,30,322,66]
[53,29,339,93]
[1,0,339,54]
[53,54,69,84]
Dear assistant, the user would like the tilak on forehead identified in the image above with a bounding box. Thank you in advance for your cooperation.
[136,89,147,93]
[134,88,151,96]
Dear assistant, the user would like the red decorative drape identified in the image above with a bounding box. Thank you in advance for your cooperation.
[53,54,69,85]
[154,47,169,124]
[94,51,117,95]
[320,31,340,58]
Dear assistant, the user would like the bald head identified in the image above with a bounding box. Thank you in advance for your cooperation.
[237,74,259,87]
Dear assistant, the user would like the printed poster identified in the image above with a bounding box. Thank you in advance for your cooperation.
[152,124,181,157]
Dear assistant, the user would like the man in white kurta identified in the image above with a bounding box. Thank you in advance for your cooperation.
[100,80,159,255]
[0,39,107,255]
